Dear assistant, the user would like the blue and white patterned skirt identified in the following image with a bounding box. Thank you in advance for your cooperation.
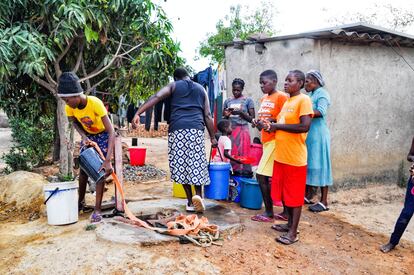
[168,129,210,186]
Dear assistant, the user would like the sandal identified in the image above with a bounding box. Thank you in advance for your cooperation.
[79,202,94,213]
[271,224,300,234]
[251,214,273,223]
[380,243,395,253]
[304,197,314,205]
[271,223,289,232]
[274,213,288,221]
[90,212,103,224]
[276,235,299,245]
[309,202,329,212]
[192,195,205,213]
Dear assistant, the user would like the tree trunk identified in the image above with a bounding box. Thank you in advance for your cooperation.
[53,113,60,162]
[56,97,73,177]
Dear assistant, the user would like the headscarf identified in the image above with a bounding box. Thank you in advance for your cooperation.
[306,70,325,87]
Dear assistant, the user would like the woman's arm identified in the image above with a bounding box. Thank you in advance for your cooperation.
[266,115,312,133]
[69,117,88,141]
[100,115,115,176]
[203,92,218,147]
[132,83,175,128]
[407,136,414,162]
[313,97,330,118]
[223,149,242,164]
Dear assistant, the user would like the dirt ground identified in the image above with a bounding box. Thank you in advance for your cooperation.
[1,136,414,274]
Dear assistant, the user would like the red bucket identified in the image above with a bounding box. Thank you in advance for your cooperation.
[129,147,146,166]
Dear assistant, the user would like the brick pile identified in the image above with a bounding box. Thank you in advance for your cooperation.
[126,122,168,138]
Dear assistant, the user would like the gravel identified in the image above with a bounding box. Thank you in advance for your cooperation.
[123,164,167,182]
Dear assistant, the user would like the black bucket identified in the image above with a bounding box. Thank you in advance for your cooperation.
[79,147,105,183]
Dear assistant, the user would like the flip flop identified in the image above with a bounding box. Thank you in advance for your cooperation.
[251,214,273,223]
[309,202,329,212]
[274,213,288,221]
[271,224,300,234]
[90,212,103,224]
[304,197,314,205]
[192,195,205,213]
[271,223,289,232]
[276,235,299,245]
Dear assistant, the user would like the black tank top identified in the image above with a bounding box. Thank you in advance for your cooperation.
[168,80,205,132]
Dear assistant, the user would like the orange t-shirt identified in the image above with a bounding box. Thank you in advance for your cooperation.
[274,93,314,166]
[258,91,288,144]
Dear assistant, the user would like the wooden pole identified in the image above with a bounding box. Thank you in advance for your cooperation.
[114,134,124,211]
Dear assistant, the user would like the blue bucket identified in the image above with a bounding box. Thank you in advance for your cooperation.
[240,178,263,210]
[79,147,105,183]
[205,162,231,200]
[229,175,249,203]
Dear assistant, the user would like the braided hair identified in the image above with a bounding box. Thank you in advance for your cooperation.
[232,78,245,89]
[289,70,305,89]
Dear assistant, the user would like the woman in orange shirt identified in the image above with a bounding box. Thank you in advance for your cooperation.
[264,70,313,245]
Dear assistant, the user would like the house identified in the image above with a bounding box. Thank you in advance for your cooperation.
[223,23,414,187]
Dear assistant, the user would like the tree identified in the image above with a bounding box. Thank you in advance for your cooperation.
[198,2,276,65]
[328,4,414,32]
[0,0,183,176]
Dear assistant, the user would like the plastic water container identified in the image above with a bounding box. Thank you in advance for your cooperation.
[240,178,263,210]
[43,182,78,225]
[79,147,105,183]
[129,147,146,166]
[205,162,231,200]
[249,143,263,167]
[172,182,195,198]
[229,175,246,203]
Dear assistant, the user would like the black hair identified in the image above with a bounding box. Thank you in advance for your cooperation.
[232,78,245,89]
[289,70,305,89]
[253,137,261,144]
[260,70,277,81]
[173,68,189,80]
[217,119,231,133]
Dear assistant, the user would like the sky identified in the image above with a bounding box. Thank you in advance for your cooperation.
[156,0,414,71]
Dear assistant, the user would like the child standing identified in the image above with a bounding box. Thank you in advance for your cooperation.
[265,70,313,245]
[380,136,414,253]
[213,119,242,164]
[57,72,115,223]
[251,70,288,223]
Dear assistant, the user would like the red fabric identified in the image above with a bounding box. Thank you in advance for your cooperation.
[249,143,263,166]
[230,125,251,172]
[271,161,307,207]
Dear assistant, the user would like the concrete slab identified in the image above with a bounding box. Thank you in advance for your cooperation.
[96,220,177,246]
[96,198,243,246]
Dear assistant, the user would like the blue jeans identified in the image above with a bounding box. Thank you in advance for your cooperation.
[390,177,414,245]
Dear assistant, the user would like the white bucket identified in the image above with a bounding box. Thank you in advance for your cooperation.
[43,181,79,225]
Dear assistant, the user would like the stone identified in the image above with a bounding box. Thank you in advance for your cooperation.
[0,171,47,208]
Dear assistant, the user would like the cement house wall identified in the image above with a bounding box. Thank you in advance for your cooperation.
[224,38,414,187]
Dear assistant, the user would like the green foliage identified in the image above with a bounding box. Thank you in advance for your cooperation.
[0,0,184,104]
[198,2,275,65]
[3,116,54,171]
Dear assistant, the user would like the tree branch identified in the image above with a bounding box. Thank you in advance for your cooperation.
[73,39,84,73]
[44,64,57,87]
[81,58,91,91]
[33,75,56,95]
[79,36,124,82]
[56,37,75,64]
[86,75,110,94]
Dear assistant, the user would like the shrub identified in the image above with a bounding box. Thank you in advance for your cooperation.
[2,115,54,171]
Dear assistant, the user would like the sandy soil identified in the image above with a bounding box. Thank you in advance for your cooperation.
[0,136,413,274]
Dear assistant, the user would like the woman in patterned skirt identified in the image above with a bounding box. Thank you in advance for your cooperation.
[132,68,217,213]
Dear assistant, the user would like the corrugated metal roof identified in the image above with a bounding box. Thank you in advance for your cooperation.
[222,23,414,48]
